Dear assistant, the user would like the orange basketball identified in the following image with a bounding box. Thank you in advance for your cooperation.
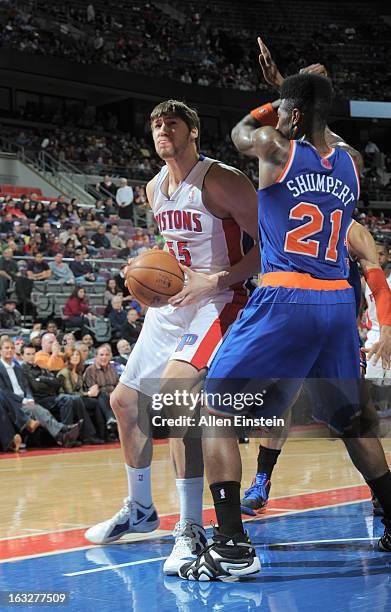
[125,250,185,307]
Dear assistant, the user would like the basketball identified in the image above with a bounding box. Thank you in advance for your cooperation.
[125,250,185,307]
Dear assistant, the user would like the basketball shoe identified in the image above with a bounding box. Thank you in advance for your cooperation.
[241,472,271,516]
[84,498,159,544]
[378,519,391,552]
[178,528,260,581]
[163,520,207,575]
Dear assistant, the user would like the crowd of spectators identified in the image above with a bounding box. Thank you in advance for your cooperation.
[0,182,158,453]
[0,0,390,99]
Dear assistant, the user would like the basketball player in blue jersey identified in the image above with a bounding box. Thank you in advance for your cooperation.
[241,219,391,517]
[178,39,391,581]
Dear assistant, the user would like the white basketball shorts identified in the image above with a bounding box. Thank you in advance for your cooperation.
[120,290,247,396]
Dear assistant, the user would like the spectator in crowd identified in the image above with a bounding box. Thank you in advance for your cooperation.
[107,224,126,250]
[120,308,142,345]
[0,299,22,329]
[113,338,131,370]
[22,342,99,444]
[62,332,76,357]
[100,175,117,199]
[59,223,78,245]
[91,224,110,249]
[69,249,97,283]
[0,213,14,233]
[0,248,18,303]
[83,344,118,441]
[63,286,96,331]
[13,336,25,365]
[104,278,121,311]
[26,252,52,281]
[108,295,127,340]
[0,388,27,452]
[0,339,80,447]
[81,334,95,360]
[116,177,134,219]
[20,344,82,446]
[57,350,105,443]
[119,238,138,260]
[74,341,91,367]
[34,332,65,371]
[48,253,75,284]
[46,320,59,336]
[63,238,77,258]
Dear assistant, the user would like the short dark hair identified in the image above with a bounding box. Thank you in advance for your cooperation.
[21,343,36,354]
[280,73,333,128]
[150,99,200,149]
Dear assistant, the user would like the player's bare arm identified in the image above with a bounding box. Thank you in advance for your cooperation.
[169,165,260,307]
[348,220,391,369]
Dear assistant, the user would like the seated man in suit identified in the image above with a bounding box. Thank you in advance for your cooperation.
[21,342,99,444]
[0,337,81,447]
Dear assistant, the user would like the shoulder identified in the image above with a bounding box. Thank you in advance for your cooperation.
[251,126,290,160]
[204,162,255,192]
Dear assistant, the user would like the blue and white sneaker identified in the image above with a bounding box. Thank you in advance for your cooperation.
[241,472,271,516]
[163,520,207,575]
[84,498,160,544]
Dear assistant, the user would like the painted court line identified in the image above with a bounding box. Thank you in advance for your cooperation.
[64,556,168,577]
[268,536,376,547]
[0,484,371,563]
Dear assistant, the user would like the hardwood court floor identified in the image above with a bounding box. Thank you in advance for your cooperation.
[1,437,390,542]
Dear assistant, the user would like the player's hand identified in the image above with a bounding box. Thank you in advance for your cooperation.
[168,265,229,307]
[364,325,391,370]
[257,36,284,90]
[300,63,328,77]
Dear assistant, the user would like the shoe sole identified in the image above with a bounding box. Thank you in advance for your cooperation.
[178,558,261,581]
[85,517,160,544]
[240,502,268,516]
[163,558,195,575]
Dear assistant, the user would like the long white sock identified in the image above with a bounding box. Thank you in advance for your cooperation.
[125,464,152,507]
[176,477,204,526]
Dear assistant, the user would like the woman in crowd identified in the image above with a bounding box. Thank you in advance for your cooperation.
[63,286,95,332]
[104,278,121,312]
[57,349,105,443]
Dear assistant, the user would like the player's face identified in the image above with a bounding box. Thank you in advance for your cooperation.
[377,245,389,269]
[151,115,195,160]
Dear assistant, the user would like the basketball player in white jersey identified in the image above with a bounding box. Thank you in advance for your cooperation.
[85,100,260,572]
[364,242,391,408]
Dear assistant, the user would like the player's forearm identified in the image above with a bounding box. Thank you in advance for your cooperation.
[216,245,260,290]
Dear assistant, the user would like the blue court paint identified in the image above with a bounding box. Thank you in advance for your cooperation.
[1,501,390,612]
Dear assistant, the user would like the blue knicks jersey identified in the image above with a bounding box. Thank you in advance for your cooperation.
[259,140,360,280]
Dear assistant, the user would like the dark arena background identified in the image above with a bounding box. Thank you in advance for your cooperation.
[0,0,390,610]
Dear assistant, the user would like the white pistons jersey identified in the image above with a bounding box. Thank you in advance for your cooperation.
[152,156,244,277]
[365,274,391,341]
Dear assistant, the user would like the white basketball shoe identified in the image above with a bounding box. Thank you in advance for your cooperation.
[163,520,207,575]
[85,498,160,544]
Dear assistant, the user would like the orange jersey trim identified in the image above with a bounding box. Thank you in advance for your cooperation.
[261,271,350,291]
[276,140,296,183]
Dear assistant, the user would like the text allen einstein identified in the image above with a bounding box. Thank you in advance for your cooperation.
[152,415,285,428]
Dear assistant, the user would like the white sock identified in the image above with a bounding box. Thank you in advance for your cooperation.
[125,464,152,507]
[176,477,204,526]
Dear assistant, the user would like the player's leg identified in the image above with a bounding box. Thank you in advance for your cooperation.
[85,307,181,544]
[162,295,246,573]
[179,293,318,580]
[160,359,207,574]
[315,302,391,552]
[241,410,291,515]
